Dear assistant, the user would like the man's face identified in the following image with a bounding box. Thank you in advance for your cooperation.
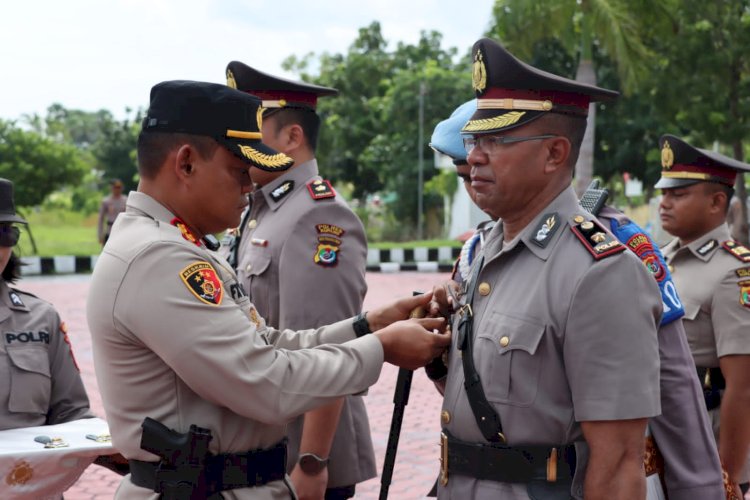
[659,183,716,241]
[465,124,550,220]
[111,184,123,197]
[190,145,252,234]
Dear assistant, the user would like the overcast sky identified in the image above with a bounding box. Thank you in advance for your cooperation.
[0,0,495,121]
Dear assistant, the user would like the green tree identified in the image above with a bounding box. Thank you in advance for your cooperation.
[486,0,669,194]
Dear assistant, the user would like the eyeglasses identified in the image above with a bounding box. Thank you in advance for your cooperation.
[463,134,558,155]
[0,225,20,248]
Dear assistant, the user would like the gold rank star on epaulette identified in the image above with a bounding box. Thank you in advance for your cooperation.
[307,179,335,200]
[570,217,626,260]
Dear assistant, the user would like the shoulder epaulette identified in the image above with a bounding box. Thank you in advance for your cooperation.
[9,287,38,299]
[307,179,336,200]
[570,216,626,260]
[722,240,750,263]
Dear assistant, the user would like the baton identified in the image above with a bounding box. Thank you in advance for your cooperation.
[378,291,425,500]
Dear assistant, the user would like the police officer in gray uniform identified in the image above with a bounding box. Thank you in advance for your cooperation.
[86,81,450,500]
[430,98,724,499]
[0,177,91,432]
[657,135,750,499]
[224,62,375,500]
[430,38,662,500]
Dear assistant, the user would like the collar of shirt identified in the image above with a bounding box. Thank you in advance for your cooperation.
[259,158,320,211]
[484,186,578,263]
[682,222,731,262]
[126,191,177,223]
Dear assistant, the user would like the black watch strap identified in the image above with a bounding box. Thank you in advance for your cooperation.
[353,312,372,337]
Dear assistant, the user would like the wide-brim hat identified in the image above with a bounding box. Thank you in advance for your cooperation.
[430,99,476,163]
[654,134,750,189]
[226,61,338,115]
[462,38,619,136]
[0,178,27,224]
[142,80,293,172]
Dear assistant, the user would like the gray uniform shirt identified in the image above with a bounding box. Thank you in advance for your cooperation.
[662,222,750,483]
[599,206,723,500]
[234,159,375,487]
[439,187,662,500]
[86,192,384,500]
[0,280,91,430]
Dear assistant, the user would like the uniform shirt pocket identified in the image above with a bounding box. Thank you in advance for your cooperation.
[475,312,545,407]
[246,246,272,307]
[6,346,52,415]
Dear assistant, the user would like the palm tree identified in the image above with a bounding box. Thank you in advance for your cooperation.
[486,0,669,195]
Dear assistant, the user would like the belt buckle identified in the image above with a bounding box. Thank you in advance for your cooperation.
[439,432,448,486]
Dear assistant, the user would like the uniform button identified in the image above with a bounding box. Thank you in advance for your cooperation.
[441,410,451,425]
[581,221,594,231]
[573,215,585,224]
[499,336,510,347]
[247,219,257,229]
[245,264,252,273]
[668,264,675,273]
[478,282,491,296]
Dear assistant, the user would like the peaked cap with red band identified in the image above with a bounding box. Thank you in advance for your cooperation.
[654,134,750,189]
[226,61,338,113]
[462,38,619,135]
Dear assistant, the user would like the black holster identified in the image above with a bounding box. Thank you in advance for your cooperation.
[697,366,725,411]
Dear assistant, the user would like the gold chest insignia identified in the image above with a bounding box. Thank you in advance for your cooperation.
[661,141,674,170]
[226,69,237,89]
[472,49,487,93]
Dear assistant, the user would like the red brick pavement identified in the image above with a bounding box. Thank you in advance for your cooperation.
[17,272,450,499]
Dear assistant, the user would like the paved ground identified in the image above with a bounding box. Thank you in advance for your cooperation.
[18,272,449,499]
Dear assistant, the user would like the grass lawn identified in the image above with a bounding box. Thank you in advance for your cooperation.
[16,210,100,257]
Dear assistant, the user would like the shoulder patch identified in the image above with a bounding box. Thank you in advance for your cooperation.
[530,212,560,248]
[697,239,718,256]
[739,281,750,309]
[171,217,201,247]
[270,180,295,202]
[179,261,223,305]
[736,267,750,279]
[307,179,335,200]
[722,240,750,262]
[314,224,344,267]
[8,290,24,308]
[570,217,626,260]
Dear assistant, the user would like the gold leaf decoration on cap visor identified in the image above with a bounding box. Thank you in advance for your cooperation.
[238,145,292,169]
[472,50,487,93]
[661,141,674,170]
[462,111,526,133]
[256,106,264,131]
[226,69,237,89]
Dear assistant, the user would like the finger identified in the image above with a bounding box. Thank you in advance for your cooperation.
[432,326,452,347]
[414,317,446,330]
[406,290,433,308]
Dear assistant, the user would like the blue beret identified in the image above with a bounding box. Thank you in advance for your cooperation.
[430,99,477,163]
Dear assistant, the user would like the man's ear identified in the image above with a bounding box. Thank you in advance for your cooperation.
[543,136,571,174]
[709,188,728,215]
[174,144,195,180]
[286,124,305,151]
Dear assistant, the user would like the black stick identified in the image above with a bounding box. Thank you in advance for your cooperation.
[378,291,422,500]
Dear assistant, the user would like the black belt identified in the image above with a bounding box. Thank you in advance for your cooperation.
[697,366,725,411]
[130,439,287,495]
[441,430,576,484]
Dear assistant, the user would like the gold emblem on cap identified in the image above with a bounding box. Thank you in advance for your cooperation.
[661,141,674,170]
[226,69,237,89]
[472,49,487,93]
[238,145,292,169]
[462,111,526,133]
[591,232,606,243]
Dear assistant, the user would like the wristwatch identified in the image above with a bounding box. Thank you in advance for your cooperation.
[353,312,372,337]
[298,453,329,475]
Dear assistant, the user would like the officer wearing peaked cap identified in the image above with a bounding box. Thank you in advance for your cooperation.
[657,134,750,498]
[224,61,374,500]
[86,80,450,499]
[430,38,663,499]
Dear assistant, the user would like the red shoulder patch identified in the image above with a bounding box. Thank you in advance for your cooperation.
[307,179,335,200]
[722,240,750,263]
[180,261,223,305]
[171,217,201,246]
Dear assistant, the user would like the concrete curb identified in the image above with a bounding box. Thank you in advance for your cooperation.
[20,248,460,276]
